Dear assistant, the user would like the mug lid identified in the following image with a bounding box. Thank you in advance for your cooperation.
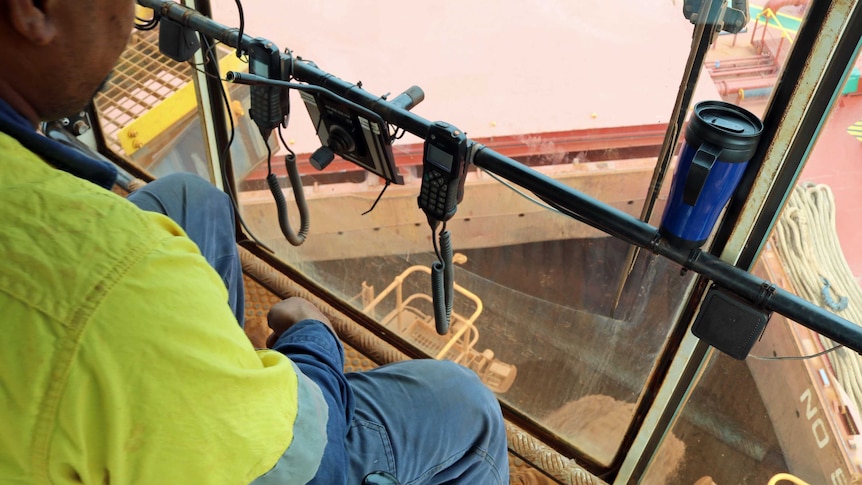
[686,101,764,162]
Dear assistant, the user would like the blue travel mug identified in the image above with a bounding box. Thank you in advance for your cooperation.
[660,101,764,248]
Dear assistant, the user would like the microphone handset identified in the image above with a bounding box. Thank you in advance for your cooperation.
[419,121,469,335]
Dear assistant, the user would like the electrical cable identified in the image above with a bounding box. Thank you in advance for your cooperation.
[441,228,454,330]
[263,126,310,246]
[429,222,454,335]
[431,259,448,334]
[195,35,222,69]
[390,126,406,140]
[482,169,565,216]
[198,35,271,250]
[431,222,442,262]
[749,344,844,361]
[233,0,245,58]
[361,182,390,215]
[538,192,620,239]
[135,12,160,31]
[264,132,273,174]
[276,123,296,161]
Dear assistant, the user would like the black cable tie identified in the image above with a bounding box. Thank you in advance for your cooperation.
[648,231,662,254]
[756,281,777,309]
[680,248,700,276]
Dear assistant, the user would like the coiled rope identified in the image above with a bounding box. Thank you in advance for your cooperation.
[772,183,862,412]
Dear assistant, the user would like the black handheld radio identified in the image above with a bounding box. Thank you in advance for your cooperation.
[418,121,468,222]
[247,38,288,135]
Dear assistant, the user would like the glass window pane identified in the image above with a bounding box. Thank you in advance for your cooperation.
[95,0,862,478]
[214,0,709,467]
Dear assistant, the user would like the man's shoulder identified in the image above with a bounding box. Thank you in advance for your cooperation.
[0,134,182,324]
[0,133,188,482]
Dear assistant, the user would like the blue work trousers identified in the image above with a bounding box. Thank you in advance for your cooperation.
[127,173,245,325]
[128,173,509,485]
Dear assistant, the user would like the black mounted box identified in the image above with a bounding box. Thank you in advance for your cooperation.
[692,285,772,360]
[159,17,201,63]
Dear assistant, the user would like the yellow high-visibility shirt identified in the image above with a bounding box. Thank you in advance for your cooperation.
[0,131,327,484]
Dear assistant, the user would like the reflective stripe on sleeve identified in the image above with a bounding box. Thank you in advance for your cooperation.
[251,362,329,484]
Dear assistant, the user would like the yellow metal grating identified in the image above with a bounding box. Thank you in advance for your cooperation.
[94,30,192,154]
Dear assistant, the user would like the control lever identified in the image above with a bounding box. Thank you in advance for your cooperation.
[306,85,425,174]
[309,146,335,171]
[387,85,425,111]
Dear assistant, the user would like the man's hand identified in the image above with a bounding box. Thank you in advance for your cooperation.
[266,297,333,348]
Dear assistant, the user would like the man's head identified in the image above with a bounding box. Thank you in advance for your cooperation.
[0,0,136,125]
